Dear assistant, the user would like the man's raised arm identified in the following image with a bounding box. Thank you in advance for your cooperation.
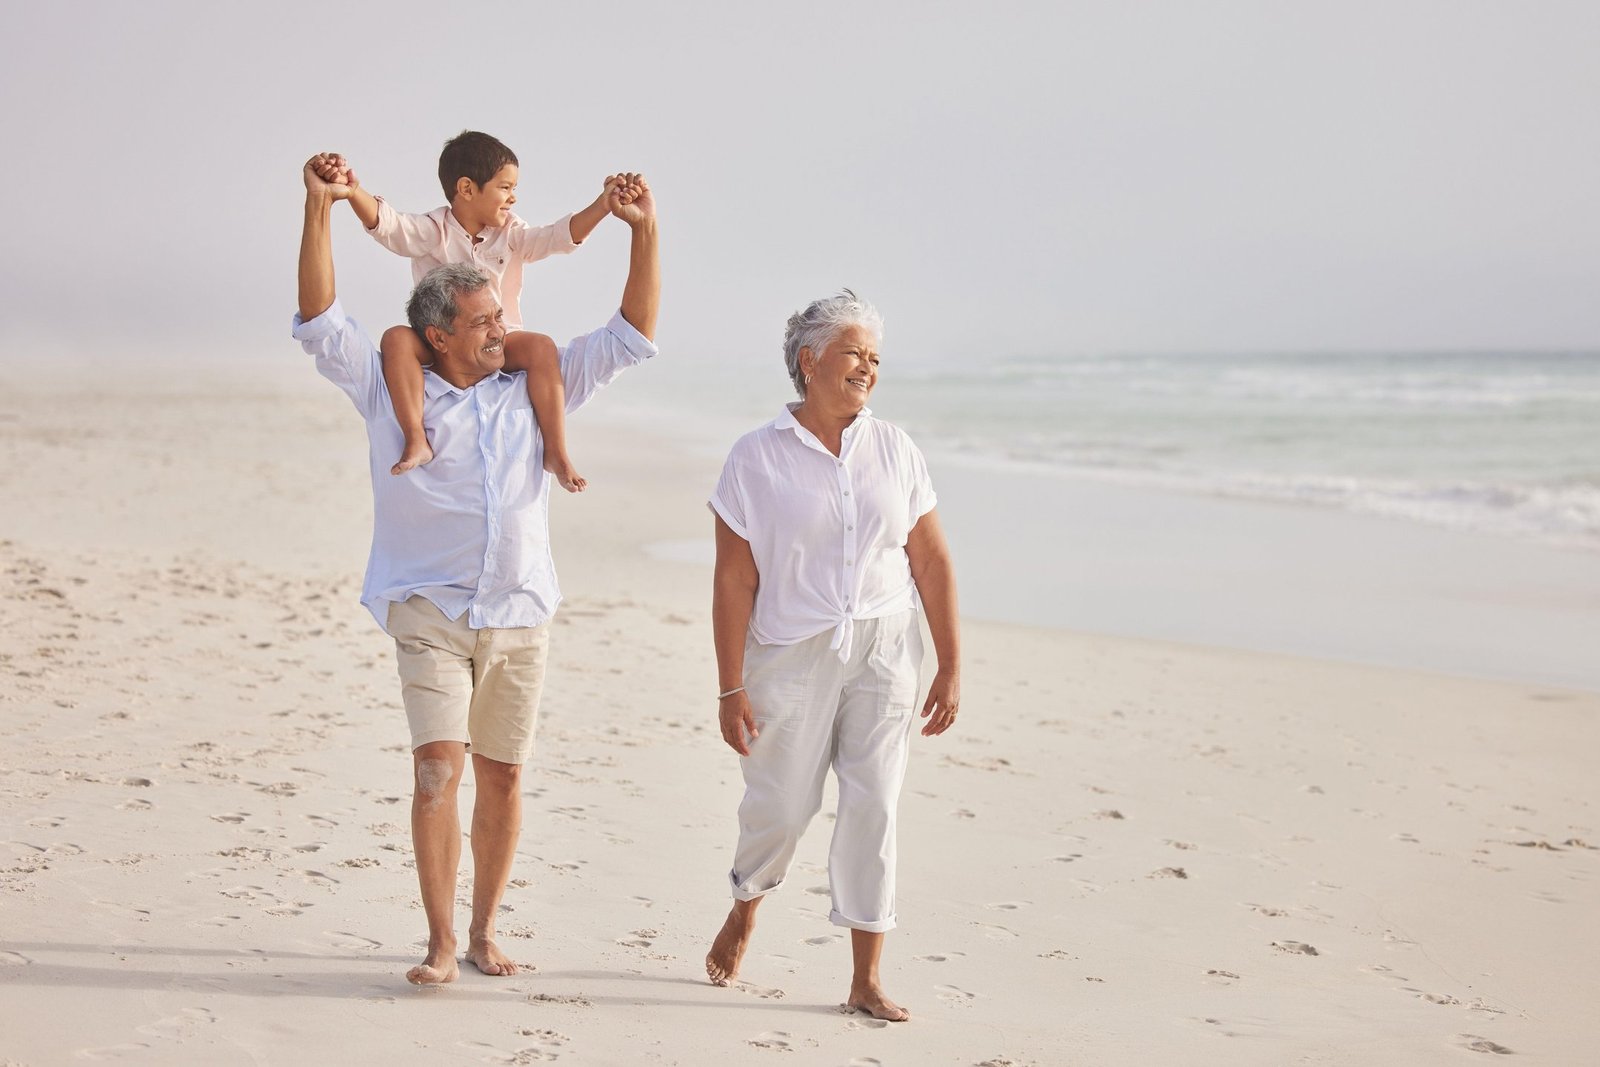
[608,174,660,341]
[298,154,355,322]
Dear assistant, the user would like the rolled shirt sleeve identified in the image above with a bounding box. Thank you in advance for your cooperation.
[559,310,658,414]
[291,299,385,420]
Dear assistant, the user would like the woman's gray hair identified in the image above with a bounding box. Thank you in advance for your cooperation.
[407,263,493,349]
[782,289,884,397]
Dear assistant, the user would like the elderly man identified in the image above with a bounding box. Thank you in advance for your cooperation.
[293,157,659,984]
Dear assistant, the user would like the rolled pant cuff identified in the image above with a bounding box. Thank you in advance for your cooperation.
[729,871,783,902]
[829,908,897,933]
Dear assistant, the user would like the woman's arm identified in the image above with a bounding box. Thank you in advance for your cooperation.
[712,514,762,755]
[906,507,961,736]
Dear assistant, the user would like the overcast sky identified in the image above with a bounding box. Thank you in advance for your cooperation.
[2,0,1596,369]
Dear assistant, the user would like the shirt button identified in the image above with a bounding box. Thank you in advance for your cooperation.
[846,525,854,531]
[846,560,854,566]
[843,490,851,496]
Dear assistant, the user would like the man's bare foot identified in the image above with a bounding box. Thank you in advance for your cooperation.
[846,984,910,1022]
[544,453,587,493]
[392,437,434,476]
[406,943,459,985]
[465,936,519,977]
[705,905,755,987]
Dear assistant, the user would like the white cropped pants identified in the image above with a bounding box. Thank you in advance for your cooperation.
[728,610,924,932]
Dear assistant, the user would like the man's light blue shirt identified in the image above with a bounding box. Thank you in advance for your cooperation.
[292,300,656,632]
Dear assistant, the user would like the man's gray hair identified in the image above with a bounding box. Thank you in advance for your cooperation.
[407,263,493,349]
[782,289,884,397]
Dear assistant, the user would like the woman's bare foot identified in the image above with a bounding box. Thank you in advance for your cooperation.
[392,436,434,476]
[544,452,587,493]
[846,983,910,1022]
[464,935,519,977]
[705,904,756,986]
[406,942,459,985]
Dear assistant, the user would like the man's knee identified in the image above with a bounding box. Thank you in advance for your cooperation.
[473,755,523,798]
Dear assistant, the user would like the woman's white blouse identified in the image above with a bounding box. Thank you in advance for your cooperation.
[710,404,937,660]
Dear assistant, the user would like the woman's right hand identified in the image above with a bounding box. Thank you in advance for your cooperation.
[719,691,760,756]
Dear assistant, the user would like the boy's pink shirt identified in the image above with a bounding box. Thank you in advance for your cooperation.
[366,199,579,329]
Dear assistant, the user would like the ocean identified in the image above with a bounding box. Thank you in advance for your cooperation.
[883,349,1600,554]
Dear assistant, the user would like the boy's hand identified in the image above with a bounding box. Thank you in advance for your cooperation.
[607,173,654,226]
[311,152,360,189]
[303,154,355,201]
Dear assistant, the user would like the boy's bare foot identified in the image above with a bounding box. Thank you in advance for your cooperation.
[464,936,519,977]
[706,905,755,986]
[544,453,587,493]
[845,983,910,1022]
[392,437,434,476]
[406,943,459,985]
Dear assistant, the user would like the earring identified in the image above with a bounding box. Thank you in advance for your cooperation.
[804,374,813,385]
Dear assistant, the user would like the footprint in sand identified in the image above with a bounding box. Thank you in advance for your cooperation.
[839,1011,888,1030]
[986,901,1029,910]
[1205,969,1240,982]
[1458,1034,1513,1055]
[78,1042,153,1059]
[936,984,978,1004]
[0,949,35,965]
[847,1057,884,1065]
[738,984,786,1000]
[803,934,842,946]
[1271,941,1319,956]
[116,798,153,811]
[211,813,247,824]
[747,1031,794,1051]
[914,951,966,963]
[804,885,830,896]
[324,931,381,950]
[972,923,1018,940]
[1052,854,1083,863]
[135,1007,215,1039]
[1244,903,1287,917]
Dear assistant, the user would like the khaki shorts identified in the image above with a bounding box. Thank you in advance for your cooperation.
[386,596,550,765]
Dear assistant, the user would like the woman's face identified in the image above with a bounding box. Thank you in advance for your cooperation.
[804,324,880,411]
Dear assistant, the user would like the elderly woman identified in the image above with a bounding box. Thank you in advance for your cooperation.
[703,291,960,1021]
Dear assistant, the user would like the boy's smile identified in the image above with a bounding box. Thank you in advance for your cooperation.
[454,163,520,236]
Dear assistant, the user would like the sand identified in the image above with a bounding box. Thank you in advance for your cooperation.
[2,373,1597,1065]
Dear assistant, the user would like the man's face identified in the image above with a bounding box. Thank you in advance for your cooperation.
[436,286,507,380]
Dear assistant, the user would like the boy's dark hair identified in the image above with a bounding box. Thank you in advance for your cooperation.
[438,130,519,200]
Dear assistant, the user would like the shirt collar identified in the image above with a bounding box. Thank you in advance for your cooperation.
[423,367,513,398]
[775,402,872,455]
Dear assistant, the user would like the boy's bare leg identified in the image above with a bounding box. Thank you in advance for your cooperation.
[464,753,524,976]
[706,895,762,986]
[408,741,466,985]
[845,930,909,1021]
[505,331,585,492]
[381,325,434,475]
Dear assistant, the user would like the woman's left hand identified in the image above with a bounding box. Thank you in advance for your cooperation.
[919,667,961,736]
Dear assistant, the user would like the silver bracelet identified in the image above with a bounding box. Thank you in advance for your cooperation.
[718,686,746,700]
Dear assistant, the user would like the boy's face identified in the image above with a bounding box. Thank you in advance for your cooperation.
[462,163,519,228]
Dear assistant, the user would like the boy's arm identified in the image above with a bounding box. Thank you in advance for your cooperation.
[566,179,618,244]
[309,153,381,230]
[313,152,442,256]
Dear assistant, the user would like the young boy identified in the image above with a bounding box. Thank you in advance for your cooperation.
[312,132,621,490]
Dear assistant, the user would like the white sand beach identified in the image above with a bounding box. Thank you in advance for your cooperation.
[2,375,1597,1065]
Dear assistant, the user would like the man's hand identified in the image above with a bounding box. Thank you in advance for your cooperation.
[303,154,356,201]
[608,173,655,227]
